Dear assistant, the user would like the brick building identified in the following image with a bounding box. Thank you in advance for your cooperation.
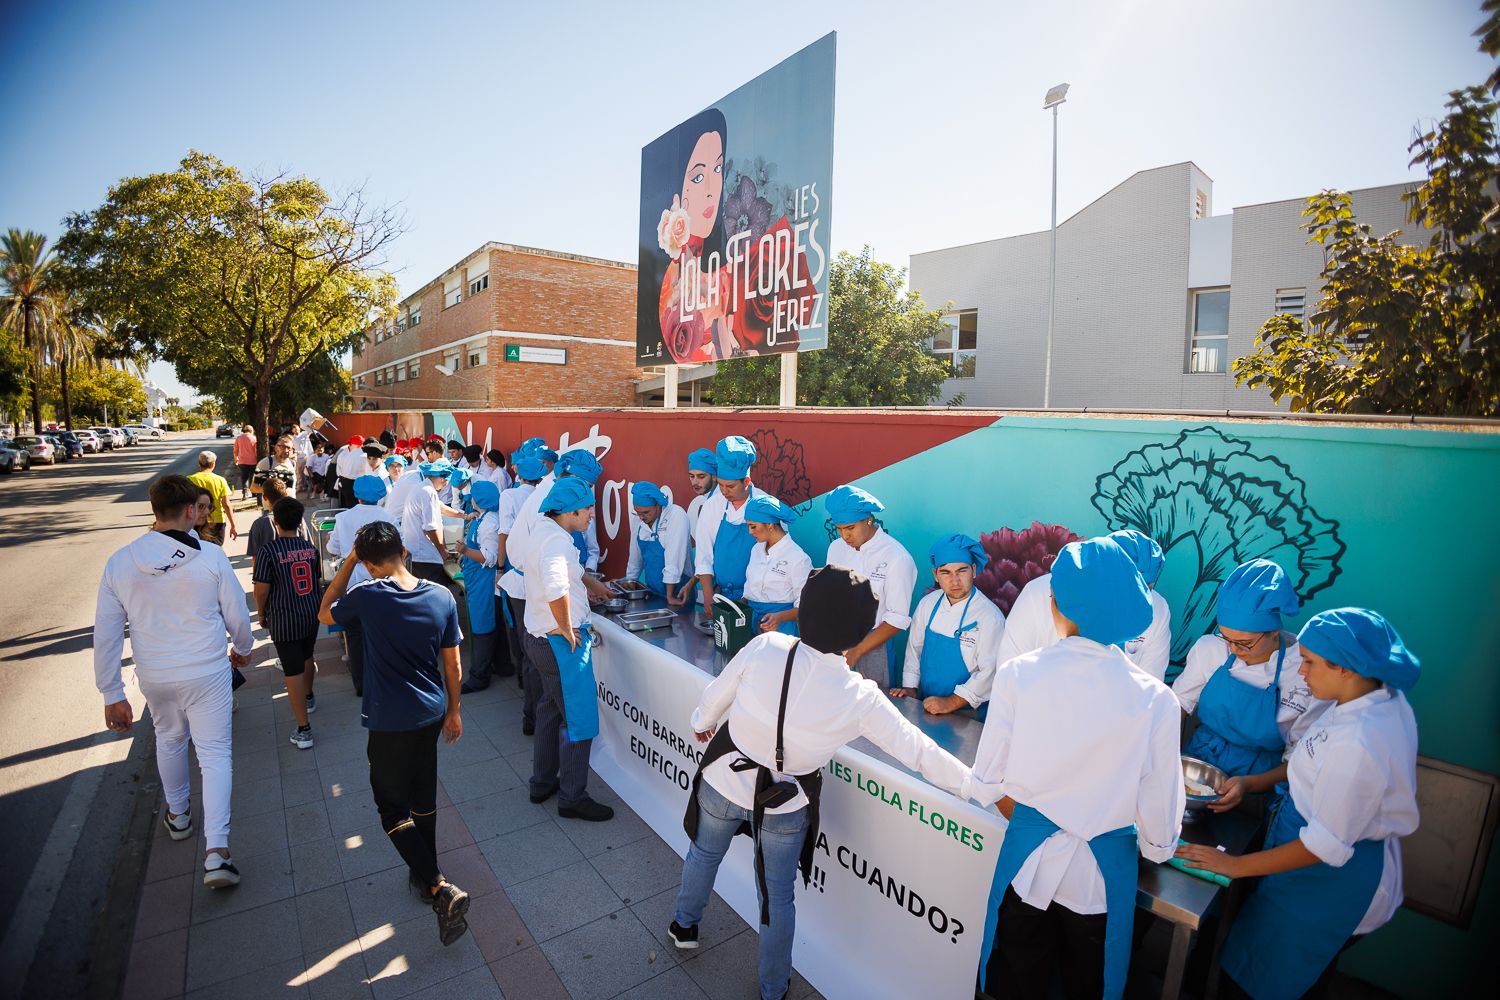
[352,242,643,411]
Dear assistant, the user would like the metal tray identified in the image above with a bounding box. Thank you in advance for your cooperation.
[607,578,652,600]
[617,609,677,632]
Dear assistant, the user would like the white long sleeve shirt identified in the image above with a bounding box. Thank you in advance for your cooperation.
[327,502,398,588]
[334,445,365,482]
[901,589,1007,707]
[1174,634,1329,753]
[494,482,538,596]
[401,480,445,565]
[825,527,918,631]
[972,636,1184,914]
[1287,687,1419,935]
[997,573,1173,681]
[382,467,421,516]
[473,510,500,568]
[691,632,978,813]
[693,486,768,578]
[93,531,254,704]
[499,474,552,601]
[742,534,812,606]
[625,503,693,587]
[522,516,592,637]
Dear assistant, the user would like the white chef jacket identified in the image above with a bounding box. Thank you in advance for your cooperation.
[691,632,977,813]
[500,473,553,600]
[327,503,398,588]
[493,482,538,596]
[522,516,591,637]
[473,510,500,568]
[292,430,313,458]
[383,469,421,517]
[742,533,812,606]
[1174,634,1328,753]
[334,445,365,484]
[901,589,1007,707]
[1286,686,1418,934]
[625,503,693,588]
[998,573,1173,681]
[973,636,1184,914]
[693,486,769,578]
[581,518,601,572]
[686,488,715,538]
[825,527,918,631]
[401,480,445,565]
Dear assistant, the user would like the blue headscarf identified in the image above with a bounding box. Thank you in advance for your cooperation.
[471,479,501,512]
[384,454,407,469]
[687,447,718,476]
[826,484,885,526]
[1298,608,1420,691]
[558,449,603,485]
[536,447,559,465]
[448,466,473,490]
[353,474,388,502]
[514,455,546,481]
[1217,559,1300,632]
[516,436,546,455]
[540,476,595,514]
[630,481,669,508]
[419,460,454,479]
[744,495,798,526]
[929,533,988,572]
[1051,537,1155,646]
[1107,529,1165,588]
[714,435,757,480]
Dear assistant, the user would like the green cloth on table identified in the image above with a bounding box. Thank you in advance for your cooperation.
[1167,840,1233,887]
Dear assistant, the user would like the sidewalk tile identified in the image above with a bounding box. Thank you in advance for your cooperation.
[453,785,549,842]
[435,806,475,853]
[282,768,325,808]
[487,946,569,1000]
[465,887,534,964]
[477,820,584,887]
[361,909,486,1000]
[437,730,500,769]
[630,884,749,957]
[122,928,187,1000]
[539,908,677,1000]
[678,929,815,1000]
[399,965,501,1000]
[144,833,199,884]
[295,884,373,1000]
[190,846,295,924]
[184,955,307,999]
[235,746,280,778]
[555,800,652,860]
[280,744,322,776]
[437,757,522,804]
[133,872,193,941]
[588,835,684,905]
[313,732,369,767]
[185,897,301,992]
[320,757,373,801]
[230,802,291,857]
[292,836,346,894]
[612,967,709,1000]
[346,866,432,937]
[235,772,285,819]
[287,799,333,846]
[326,790,380,837]
[435,844,498,898]
[337,823,404,881]
[507,859,624,943]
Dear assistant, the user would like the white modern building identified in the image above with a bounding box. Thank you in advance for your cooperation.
[908,162,1429,411]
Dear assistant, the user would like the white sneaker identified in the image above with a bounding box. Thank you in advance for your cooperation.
[203,856,241,889]
[162,808,193,841]
[289,725,314,750]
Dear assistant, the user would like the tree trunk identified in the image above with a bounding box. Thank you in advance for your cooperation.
[25,311,42,434]
[252,382,272,461]
[59,358,73,430]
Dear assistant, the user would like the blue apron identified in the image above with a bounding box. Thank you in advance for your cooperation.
[917,592,985,719]
[710,506,755,602]
[979,804,1138,999]
[637,519,667,596]
[747,599,798,636]
[570,529,590,568]
[546,623,599,742]
[459,513,498,634]
[1220,782,1384,1000]
[1184,638,1287,777]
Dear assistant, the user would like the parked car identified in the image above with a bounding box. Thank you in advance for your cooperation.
[12,435,56,464]
[0,438,30,473]
[47,432,84,460]
[117,426,138,446]
[73,429,103,453]
[123,423,163,440]
[216,424,236,438]
[89,426,119,450]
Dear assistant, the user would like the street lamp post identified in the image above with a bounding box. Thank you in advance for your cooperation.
[1042,82,1069,409]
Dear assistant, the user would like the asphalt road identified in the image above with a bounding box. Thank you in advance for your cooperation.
[0,431,227,999]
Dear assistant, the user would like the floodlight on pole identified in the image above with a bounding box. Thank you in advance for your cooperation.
[433,361,493,405]
[1042,82,1069,409]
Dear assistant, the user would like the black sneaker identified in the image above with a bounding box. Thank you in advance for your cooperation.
[460,680,488,694]
[432,882,470,946]
[522,719,535,736]
[529,783,559,805]
[668,920,699,950]
[409,871,434,902]
[559,798,614,822]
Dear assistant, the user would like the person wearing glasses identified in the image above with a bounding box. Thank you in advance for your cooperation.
[1174,559,1328,794]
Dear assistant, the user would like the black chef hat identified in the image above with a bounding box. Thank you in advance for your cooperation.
[797,566,878,655]
[463,443,483,464]
[362,441,388,458]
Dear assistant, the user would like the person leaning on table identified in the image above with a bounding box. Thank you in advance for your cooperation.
[670,565,981,1000]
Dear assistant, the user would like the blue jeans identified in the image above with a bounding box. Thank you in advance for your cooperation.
[674,780,808,1000]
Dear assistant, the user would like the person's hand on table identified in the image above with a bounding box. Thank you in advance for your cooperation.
[104,700,134,734]
[922,694,968,716]
[889,687,915,699]
[1175,843,1242,878]
[667,589,687,607]
[1210,775,1250,813]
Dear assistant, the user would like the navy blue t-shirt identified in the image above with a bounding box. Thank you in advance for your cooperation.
[330,579,462,731]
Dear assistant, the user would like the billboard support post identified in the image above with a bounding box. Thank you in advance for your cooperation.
[779,351,798,408]
[663,365,679,409]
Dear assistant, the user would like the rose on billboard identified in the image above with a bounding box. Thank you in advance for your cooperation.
[657,201,692,259]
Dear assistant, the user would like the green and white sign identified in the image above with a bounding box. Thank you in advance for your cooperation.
[504,344,567,365]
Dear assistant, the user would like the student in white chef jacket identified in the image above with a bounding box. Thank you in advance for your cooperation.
[822,485,918,689]
[1176,608,1420,1000]
[623,481,692,600]
[495,455,546,724]
[693,436,767,619]
[996,529,1173,681]
[671,567,980,1000]
[892,533,1005,718]
[670,447,719,610]
[972,537,1183,1000]
[740,495,812,636]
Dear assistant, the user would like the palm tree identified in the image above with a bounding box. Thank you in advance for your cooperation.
[0,230,59,433]
[47,296,101,429]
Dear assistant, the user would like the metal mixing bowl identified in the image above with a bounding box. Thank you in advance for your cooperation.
[601,597,629,612]
[1182,756,1228,810]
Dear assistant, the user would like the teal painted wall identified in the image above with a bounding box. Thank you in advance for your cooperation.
[784,416,1500,997]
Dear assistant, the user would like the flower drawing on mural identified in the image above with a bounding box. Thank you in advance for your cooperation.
[974,522,1083,617]
[721,174,776,247]
[657,205,692,258]
[1092,425,1345,666]
[748,429,812,505]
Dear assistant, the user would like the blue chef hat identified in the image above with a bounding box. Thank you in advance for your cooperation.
[929,533,989,572]
[825,484,885,526]
[419,460,454,479]
[1217,559,1300,633]
[516,436,546,455]
[540,476,595,514]
[714,435,757,480]
[535,447,559,465]
[448,466,473,490]
[687,447,718,476]
[744,495,798,526]
[1107,529,1164,588]
[385,454,407,469]
[470,479,500,512]
[514,455,546,481]
[1051,537,1155,646]
[353,475,388,502]
[630,481,668,508]
[558,449,603,485]
[1297,608,1420,692]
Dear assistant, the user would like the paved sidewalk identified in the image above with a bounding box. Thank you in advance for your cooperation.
[120,580,823,999]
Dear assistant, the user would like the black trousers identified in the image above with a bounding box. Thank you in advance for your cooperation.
[344,617,365,696]
[464,595,514,687]
[337,477,355,508]
[983,886,1106,1000]
[367,722,443,889]
[523,632,592,808]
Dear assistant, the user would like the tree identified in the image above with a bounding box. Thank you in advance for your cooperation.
[36,364,147,424]
[0,229,60,433]
[58,151,400,456]
[1234,41,1498,416]
[709,249,955,406]
[43,295,103,430]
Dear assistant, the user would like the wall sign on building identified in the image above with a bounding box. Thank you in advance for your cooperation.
[504,344,567,365]
[635,32,836,365]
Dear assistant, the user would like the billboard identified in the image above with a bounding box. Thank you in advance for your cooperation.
[636,33,835,364]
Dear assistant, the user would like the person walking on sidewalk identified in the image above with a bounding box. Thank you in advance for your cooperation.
[232,424,258,501]
[318,519,471,946]
[94,474,254,889]
[187,450,237,546]
[252,497,323,749]
[326,475,399,697]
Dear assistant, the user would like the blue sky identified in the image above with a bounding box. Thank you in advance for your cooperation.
[1,0,1491,403]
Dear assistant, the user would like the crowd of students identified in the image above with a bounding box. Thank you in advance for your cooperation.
[91,426,1421,1000]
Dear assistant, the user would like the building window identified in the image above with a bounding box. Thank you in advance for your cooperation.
[408,359,420,379]
[444,351,460,372]
[468,273,489,296]
[1194,188,1209,219]
[395,365,406,382]
[467,347,487,368]
[932,309,978,378]
[443,276,462,308]
[1188,289,1231,373]
[396,317,407,333]
[1274,287,1305,319]
[374,370,384,386]
[409,304,421,327]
